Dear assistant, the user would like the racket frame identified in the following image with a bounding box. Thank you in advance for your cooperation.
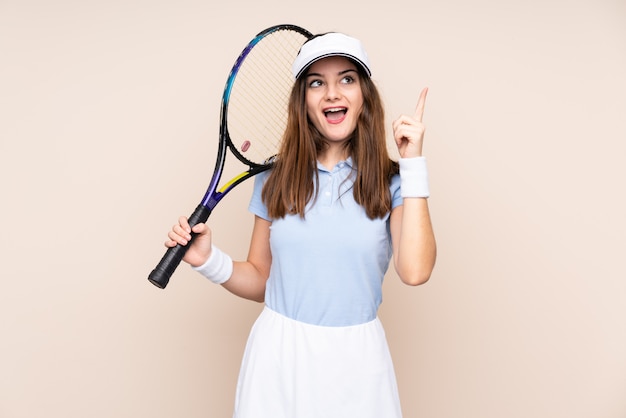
[148,24,312,289]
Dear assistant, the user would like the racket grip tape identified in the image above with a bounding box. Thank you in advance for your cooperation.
[147,204,212,289]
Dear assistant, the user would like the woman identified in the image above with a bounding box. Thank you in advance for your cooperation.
[165,32,436,418]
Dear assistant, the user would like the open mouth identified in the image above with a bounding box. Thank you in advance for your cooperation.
[324,107,347,122]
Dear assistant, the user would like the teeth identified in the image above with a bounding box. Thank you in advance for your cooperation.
[325,108,345,113]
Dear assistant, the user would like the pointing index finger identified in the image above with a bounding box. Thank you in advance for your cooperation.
[414,87,429,122]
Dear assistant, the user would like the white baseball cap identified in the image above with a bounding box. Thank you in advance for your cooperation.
[291,32,372,79]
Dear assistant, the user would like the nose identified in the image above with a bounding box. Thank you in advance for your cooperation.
[325,84,341,101]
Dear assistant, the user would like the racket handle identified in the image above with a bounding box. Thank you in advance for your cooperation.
[148,204,212,289]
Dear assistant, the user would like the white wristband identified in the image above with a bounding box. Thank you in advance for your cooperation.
[399,156,430,198]
[191,245,233,284]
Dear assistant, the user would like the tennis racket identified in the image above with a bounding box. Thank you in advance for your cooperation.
[148,24,312,289]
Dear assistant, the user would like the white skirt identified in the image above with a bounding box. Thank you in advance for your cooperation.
[233,307,403,418]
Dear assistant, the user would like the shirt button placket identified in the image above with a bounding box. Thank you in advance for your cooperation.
[324,172,333,206]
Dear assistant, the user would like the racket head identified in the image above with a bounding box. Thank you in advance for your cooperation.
[221,25,312,168]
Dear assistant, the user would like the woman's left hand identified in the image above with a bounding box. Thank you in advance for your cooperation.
[392,87,428,159]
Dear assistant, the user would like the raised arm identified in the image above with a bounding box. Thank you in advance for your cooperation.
[389,88,436,285]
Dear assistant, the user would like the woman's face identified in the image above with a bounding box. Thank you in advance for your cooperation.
[304,56,364,145]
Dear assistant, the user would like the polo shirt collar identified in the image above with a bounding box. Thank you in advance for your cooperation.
[316,156,354,173]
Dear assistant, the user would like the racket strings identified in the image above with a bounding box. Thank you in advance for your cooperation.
[227,30,308,165]
[229,45,293,157]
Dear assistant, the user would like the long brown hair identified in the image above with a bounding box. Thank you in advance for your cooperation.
[262,62,398,219]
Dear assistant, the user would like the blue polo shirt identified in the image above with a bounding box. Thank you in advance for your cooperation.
[248,158,403,326]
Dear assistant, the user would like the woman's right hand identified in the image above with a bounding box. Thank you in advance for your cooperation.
[165,216,213,267]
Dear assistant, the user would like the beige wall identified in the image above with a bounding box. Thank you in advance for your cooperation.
[1,0,625,417]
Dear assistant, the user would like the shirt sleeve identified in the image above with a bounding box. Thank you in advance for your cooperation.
[248,170,272,221]
[390,173,403,210]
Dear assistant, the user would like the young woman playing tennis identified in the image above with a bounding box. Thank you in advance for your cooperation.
[165,32,436,418]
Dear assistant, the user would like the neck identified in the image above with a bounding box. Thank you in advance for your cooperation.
[318,143,349,170]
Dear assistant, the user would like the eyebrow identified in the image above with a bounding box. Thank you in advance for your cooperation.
[306,68,358,78]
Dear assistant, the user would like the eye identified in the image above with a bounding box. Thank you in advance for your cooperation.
[308,79,323,88]
[341,75,356,84]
